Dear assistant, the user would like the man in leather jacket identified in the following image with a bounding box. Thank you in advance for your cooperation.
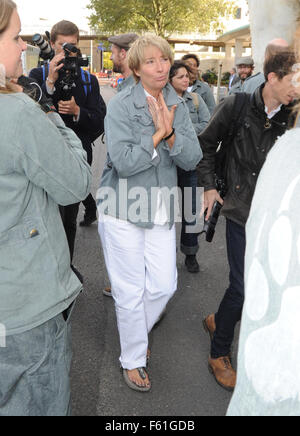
[199,50,297,391]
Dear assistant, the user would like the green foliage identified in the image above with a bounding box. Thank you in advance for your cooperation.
[103,52,113,69]
[203,69,218,85]
[222,71,230,85]
[88,0,235,37]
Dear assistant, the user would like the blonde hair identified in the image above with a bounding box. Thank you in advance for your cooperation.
[0,0,19,94]
[128,34,174,82]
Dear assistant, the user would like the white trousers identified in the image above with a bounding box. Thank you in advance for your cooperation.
[98,214,177,370]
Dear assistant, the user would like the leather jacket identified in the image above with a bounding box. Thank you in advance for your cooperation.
[197,84,295,226]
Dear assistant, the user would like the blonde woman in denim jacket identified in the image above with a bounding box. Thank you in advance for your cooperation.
[97,35,202,392]
[0,0,91,416]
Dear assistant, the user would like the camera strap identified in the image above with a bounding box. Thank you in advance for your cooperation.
[42,63,49,82]
[80,68,92,97]
[215,92,250,190]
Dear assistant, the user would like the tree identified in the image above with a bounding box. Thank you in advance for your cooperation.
[87,0,235,38]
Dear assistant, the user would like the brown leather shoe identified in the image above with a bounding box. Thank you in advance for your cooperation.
[203,314,216,340]
[208,356,236,392]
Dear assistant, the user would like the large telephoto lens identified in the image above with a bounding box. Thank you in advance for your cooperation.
[32,34,54,60]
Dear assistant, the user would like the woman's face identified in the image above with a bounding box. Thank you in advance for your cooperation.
[171,67,190,94]
[184,58,199,84]
[135,45,171,94]
[0,9,27,79]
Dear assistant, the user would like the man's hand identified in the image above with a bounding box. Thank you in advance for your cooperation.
[204,189,224,221]
[58,97,80,117]
[47,52,65,85]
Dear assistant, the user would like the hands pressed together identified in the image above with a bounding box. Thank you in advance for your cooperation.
[147,92,177,148]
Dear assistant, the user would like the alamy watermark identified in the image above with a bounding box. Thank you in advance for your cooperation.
[0,323,6,348]
[97,179,205,233]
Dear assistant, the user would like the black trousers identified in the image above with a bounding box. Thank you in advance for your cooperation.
[211,219,246,358]
[82,193,97,217]
[177,168,200,256]
[81,145,97,217]
[59,203,80,262]
[60,145,96,261]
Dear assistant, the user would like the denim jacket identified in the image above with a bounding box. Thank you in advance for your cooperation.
[191,80,216,115]
[117,74,135,93]
[183,91,210,136]
[0,93,92,335]
[97,81,202,228]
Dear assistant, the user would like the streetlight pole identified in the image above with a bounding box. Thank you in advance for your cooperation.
[90,39,93,72]
[216,61,223,104]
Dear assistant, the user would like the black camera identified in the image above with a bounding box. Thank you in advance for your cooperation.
[202,199,223,243]
[56,43,89,100]
[61,43,89,71]
[17,75,56,113]
[32,34,89,101]
[201,177,227,243]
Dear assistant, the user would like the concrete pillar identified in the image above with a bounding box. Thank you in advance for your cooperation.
[248,0,300,73]
[225,43,232,60]
[235,38,244,62]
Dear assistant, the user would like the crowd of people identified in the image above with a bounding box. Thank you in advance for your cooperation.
[1,0,300,416]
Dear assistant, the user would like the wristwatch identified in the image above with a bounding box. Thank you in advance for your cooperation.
[46,77,55,85]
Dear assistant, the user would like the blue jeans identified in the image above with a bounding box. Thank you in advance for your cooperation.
[0,305,74,416]
[177,168,199,256]
[211,219,245,358]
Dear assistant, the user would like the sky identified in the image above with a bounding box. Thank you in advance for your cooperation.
[15,0,91,32]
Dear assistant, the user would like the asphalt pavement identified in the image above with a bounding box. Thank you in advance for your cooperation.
[70,85,238,416]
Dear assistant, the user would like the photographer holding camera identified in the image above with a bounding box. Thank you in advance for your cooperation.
[199,49,297,392]
[30,21,106,269]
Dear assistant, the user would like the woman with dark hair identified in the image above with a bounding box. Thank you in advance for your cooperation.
[0,0,91,416]
[182,53,216,115]
[170,60,210,272]
[170,61,210,135]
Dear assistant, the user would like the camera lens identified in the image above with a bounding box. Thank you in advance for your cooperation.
[32,34,43,45]
[32,34,54,58]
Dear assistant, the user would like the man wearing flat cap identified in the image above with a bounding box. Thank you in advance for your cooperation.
[229,56,254,95]
[108,33,139,93]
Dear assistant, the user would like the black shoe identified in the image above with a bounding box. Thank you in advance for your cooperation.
[185,255,200,273]
[79,214,97,227]
[71,265,84,284]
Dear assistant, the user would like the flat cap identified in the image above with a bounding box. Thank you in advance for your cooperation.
[108,33,139,50]
[236,56,254,66]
